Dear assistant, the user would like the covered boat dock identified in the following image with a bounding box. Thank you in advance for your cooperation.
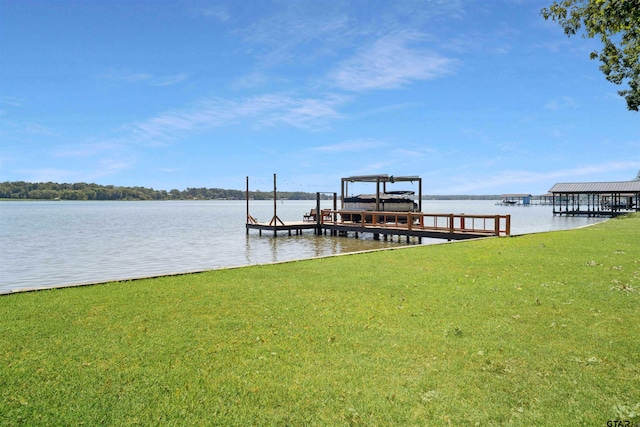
[246,174,510,241]
[341,174,422,211]
[497,194,532,206]
[549,181,640,216]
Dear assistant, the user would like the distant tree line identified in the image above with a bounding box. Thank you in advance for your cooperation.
[2,181,553,201]
[0,182,328,201]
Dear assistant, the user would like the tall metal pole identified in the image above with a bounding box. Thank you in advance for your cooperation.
[375,177,380,211]
[316,192,321,235]
[246,176,249,234]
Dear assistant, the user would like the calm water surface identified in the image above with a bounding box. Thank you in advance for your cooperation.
[0,200,604,293]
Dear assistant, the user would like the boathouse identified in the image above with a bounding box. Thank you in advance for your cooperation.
[534,193,554,205]
[498,194,531,206]
[341,174,423,211]
[549,181,640,216]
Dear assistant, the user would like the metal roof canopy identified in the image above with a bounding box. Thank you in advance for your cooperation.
[548,181,640,215]
[342,174,421,183]
[340,174,422,211]
[549,181,640,193]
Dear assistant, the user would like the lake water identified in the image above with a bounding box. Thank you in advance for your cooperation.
[0,200,605,293]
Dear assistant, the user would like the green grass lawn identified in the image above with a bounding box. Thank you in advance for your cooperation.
[1,214,639,426]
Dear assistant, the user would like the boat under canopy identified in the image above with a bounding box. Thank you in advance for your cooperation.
[343,192,418,212]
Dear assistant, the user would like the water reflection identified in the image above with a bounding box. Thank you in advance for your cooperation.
[244,228,405,266]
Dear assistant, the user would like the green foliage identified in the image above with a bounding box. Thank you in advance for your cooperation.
[0,181,326,201]
[541,0,640,111]
[1,214,639,425]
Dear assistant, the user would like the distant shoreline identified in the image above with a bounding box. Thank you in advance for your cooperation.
[1,181,506,201]
[1,195,503,201]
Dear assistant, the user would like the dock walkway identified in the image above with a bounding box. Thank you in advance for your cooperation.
[247,209,511,241]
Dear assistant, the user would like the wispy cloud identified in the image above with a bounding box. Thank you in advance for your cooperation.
[393,147,437,158]
[231,71,270,90]
[311,139,386,153]
[53,142,122,158]
[0,117,59,139]
[158,167,183,174]
[126,93,350,144]
[99,69,188,86]
[509,161,640,186]
[545,96,578,111]
[18,156,134,183]
[17,168,79,183]
[195,6,230,22]
[237,4,352,67]
[0,96,25,108]
[235,0,465,70]
[328,32,455,91]
[23,123,58,137]
[152,73,189,86]
[94,157,134,176]
[101,69,153,83]
[437,160,640,194]
[551,161,640,180]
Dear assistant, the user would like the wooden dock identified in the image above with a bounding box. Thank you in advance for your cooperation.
[246,218,317,236]
[246,209,511,241]
[245,174,510,242]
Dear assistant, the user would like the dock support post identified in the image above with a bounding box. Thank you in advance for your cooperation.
[332,192,338,236]
[273,174,277,236]
[316,192,322,235]
[246,176,250,235]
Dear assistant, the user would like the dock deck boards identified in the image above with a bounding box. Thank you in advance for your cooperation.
[247,210,510,240]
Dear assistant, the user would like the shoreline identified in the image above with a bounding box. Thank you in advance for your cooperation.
[1,220,609,296]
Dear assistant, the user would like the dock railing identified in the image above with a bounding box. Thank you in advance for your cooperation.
[321,210,511,236]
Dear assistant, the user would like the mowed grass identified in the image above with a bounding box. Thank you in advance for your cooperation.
[1,215,639,426]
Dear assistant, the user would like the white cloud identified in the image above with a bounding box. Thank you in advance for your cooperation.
[197,6,230,22]
[53,142,122,158]
[100,69,188,86]
[311,139,385,153]
[551,161,640,180]
[237,4,351,67]
[17,168,78,183]
[126,93,350,144]
[545,96,578,111]
[434,160,640,194]
[101,69,153,83]
[152,73,189,87]
[0,96,24,107]
[328,32,454,91]
[17,155,134,183]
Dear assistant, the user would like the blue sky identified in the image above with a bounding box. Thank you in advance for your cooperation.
[1,0,638,195]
